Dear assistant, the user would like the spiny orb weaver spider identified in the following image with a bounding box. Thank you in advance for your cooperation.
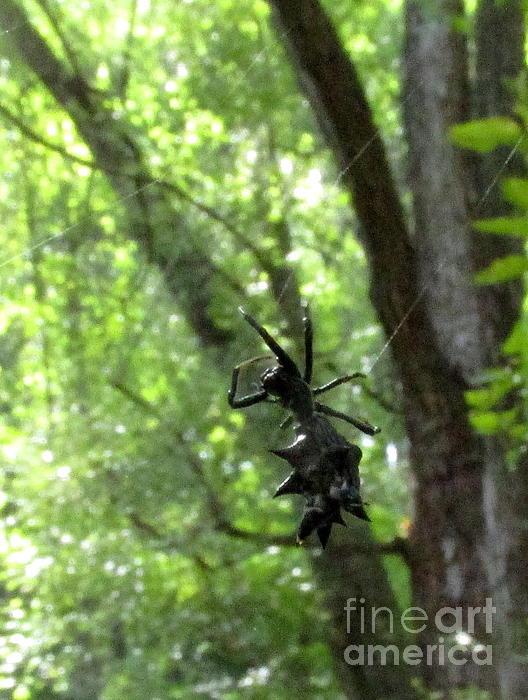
[228,303,379,548]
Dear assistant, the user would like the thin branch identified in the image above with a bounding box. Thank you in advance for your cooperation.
[129,502,409,555]
[127,509,215,572]
[110,380,162,418]
[116,0,139,101]
[35,0,85,78]
[0,102,274,276]
[127,497,408,554]
[156,178,274,272]
[127,510,162,538]
[216,520,409,556]
[211,520,296,547]
[0,103,95,167]
[359,385,402,416]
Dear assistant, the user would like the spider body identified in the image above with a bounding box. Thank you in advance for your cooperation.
[228,303,379,547]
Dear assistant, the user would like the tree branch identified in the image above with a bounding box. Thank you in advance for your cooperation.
[0,102,95,167]
[267,0,416,331]
[35,0,86,78]
[115,0,139,101]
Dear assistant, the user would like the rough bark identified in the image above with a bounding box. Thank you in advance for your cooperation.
[473,0,525,353]
[311,528,416,700]
[405,1,527,697]
[472,3,528,698]
[404,0,484,379]
[403,2,499,692]
[269,0,526,697]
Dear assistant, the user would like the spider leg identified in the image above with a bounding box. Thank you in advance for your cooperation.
[314,401,380,436]
[302,301,313,384]
[313,372,365,396]
[228,365,268,408]
[238,307,301,378]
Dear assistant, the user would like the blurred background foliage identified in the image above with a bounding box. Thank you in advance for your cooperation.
[0,0,524,698]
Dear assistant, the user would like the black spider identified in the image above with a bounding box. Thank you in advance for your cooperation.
[228,303,379,547]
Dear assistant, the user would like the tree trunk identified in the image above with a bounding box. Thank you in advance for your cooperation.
[472,3,528,697]
[311,528,417,700]
[404,1,527,697]
[269,0,526,696]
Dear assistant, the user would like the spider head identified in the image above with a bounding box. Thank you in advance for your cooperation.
[261,366,313,417]
[235,307,312,419]
[260,365,291,396]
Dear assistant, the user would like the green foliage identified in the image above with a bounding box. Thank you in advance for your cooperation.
[449,117,522,152]
[474,216,528,237]
[474,178,528,238]
[501,176,528,209]
[0,0,410,698]
[451,110,528,452]
[474,255,528,284]
[465,317,528,451]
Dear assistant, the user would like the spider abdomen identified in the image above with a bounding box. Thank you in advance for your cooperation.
[271,416,369,546]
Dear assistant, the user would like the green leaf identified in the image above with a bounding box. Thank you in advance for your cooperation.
[449,117,521,153]
[469,409,518,435]
[474,216,528,237]
[470,411,501,434]
[509,425,528,441]
[503,320,527,354]
[475,255,528,284]
[501,177,528,209]
[368,503,400,542]
[465,374,512,411]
